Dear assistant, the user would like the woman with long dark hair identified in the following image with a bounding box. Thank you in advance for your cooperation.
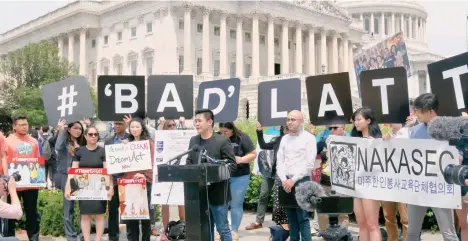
[218,122,256,241]
[55,119,88,241]
[122,117,154,241]
[350,107,382,241]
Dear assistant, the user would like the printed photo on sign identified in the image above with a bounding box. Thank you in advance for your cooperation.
[360,67,410,123]
[329,142,357,190]
[196,78,241,122]
[117,178,150,220]
[67,168,110,201]
[306,72,353,125]
[97,75,146,121]
[353,32,412,94]
[329,136,461,209]
[428,51,468,116]
[147,75,194,120]
[8,161,46,188]
[41,76,95,125]
[252,134,276,177]
[151,130,197,205]
[105,140,152,174]
[258,78,301,127]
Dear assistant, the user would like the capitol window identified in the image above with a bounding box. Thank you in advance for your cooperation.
[214,60,220,77]
[230,62,236,77]
[274,38,279,47]
[178,55,184,73]
[364,19,370,32]
[260,35,265,45]
[197,58,202,75]
[179,19,184,29]
[103,66,109,75]
[214,26,220,36]
[117,32,122,41]
[244,32,251,42]
[197,23,203,33]
[103,35,108,45]
[230,30,236,39]
[146,57,153,76]
[131,60,137,75]
[131,27,137,37]
[146,22,153,33]
[91,39,96,48]
[244,64,251,78]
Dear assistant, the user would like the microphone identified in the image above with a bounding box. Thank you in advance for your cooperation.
[167,145,200,164]
[295,181,326,212]
[427,116,468,141]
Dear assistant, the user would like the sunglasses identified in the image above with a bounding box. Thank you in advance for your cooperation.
[87,133,98,137]
[328,126,341,130]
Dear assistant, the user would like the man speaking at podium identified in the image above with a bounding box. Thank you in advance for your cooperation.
[186,109,237,241]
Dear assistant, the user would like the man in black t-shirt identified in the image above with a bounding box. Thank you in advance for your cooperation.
[186,109,236,241]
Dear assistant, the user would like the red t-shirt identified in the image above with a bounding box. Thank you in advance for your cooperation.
[0,133,7,174]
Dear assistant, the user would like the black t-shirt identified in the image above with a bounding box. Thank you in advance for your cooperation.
[73,146,106,168]
[229,133,255,177]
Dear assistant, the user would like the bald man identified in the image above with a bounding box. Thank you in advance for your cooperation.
[276,110,317,241]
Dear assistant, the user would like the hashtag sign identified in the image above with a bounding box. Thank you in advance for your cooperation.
[57,85,78,117]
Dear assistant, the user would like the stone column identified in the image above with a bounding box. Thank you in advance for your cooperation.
[281,19,289,74]
[423,19,426,42]
[79,29,86,75]
[58,35,64,60]
[320,29,327,73]
[295,22,302,73]
[391,13,395,35]
[370,13,374,34]
[202,9,210,76]
[401,15,405,36]
[267,15,275,76]
[236,16,244,78]
[408,15,413,39]
[307,26,315,75]
[68,33,75,65]
[343,34,349,71]
[219,12,228,78]
[182,5,192,74]
[381,13,385,37]
[252,13,260,80]
[331,31,338,73]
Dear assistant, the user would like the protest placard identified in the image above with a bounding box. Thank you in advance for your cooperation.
[67,168,110,200]
[7,157,46,189]
[329,136,462,209]
[105,140,152,174]
[252,134,276,177]
[117,178,150,220]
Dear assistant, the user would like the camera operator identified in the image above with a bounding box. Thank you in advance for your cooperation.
[0,176,23,220]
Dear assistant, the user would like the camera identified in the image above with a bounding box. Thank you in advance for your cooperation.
[1,172,21,193]
[444,129,468,186]
[316,191,354,241]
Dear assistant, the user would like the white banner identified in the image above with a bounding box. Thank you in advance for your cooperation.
[329,136,462,209]
[252,134,276,176]
[151,130,197,205]
[105,140,152,174]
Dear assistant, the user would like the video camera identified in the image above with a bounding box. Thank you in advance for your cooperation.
[316,191,354,241]
[0,172,21,193]
[445,126,468,186]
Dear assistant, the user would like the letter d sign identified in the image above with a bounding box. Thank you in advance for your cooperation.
[197,78,241,122]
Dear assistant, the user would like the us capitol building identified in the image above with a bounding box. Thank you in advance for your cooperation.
[0,0,443,120]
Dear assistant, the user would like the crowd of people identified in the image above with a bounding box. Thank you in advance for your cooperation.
[0,92,467,241]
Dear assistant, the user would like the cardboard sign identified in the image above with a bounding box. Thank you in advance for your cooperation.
[196,78,241,122]
[117,178,150,220]
[105,140,152,174]
[67,168,110,200]
[97,75,146,121]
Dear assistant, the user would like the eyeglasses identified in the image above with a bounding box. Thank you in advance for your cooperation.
[167,124,176,128]
[329,127,340,130]
[87,133,98,137]
[287,118,299,122]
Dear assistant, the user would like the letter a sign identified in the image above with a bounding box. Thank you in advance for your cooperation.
[428,51,468,116]
[97,76,146,121]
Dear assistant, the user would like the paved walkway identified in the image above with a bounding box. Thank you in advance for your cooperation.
[17,207,443,241]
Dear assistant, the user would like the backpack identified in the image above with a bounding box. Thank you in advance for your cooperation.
[165,220,186,240]
[40,136,52,161]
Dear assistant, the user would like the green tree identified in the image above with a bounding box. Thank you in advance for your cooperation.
[0,41,97,127]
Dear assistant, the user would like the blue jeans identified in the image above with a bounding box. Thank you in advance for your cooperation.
[285,208,311,241]
[210,204,232,241]
[228,174,250,232]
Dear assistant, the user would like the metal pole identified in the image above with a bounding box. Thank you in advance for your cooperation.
[466,14,468,51]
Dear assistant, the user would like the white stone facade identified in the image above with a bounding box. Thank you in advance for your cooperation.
[0,0,439,120]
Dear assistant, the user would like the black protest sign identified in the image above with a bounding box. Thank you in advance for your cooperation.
[306,72,353,125]
[360,67,409,123]
[41,76,95,125]
[258,78,301,126]
[197,78,240,122]
[428,52,468,116]
[97,75,146,121]
[147,75,193,119]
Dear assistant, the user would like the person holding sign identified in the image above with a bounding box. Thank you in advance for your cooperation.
[349,107,383,241]
[64,126,113,241]
[0,132,7,175]
[218,122,256,241]
[406,94,458,241]
[121,117,154,241]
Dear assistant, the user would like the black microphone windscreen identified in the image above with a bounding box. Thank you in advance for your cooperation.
[192,145,200,152]
[428,116,468,141]
[295,181,326,212]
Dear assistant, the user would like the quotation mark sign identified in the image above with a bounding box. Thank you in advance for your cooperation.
[104,84,112,96]
[57,85,78,117]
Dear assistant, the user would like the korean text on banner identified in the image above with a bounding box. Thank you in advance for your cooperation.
[329,136,462,209]
[117,178,150,220]
[252,134,276,177]
[67,168,110,201]
[105,140,152,174]
[151,130,197,205]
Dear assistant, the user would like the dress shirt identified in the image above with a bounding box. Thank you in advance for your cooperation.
[276,130,317,183]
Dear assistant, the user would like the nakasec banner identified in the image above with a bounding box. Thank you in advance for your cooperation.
[329,136,462,209]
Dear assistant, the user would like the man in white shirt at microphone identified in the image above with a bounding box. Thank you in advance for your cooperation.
[276,110,316,241]
[406,93,458,241]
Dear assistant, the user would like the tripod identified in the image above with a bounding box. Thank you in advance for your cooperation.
[319,215,353,241]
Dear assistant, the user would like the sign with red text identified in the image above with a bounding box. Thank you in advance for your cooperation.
[67,168,110,200]
[329,136,461,209]
[7,156,46,189]
[105,140,152,174]
[117,178,150,220]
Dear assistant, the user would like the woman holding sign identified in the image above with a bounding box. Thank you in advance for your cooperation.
[122,117,154,241]
[64,126,113,241]
[350,107,383,241]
